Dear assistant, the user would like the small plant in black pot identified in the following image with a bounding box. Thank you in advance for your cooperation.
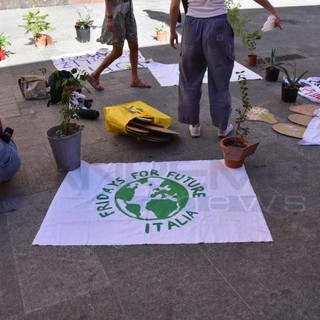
[75,6,93,43]
[261,48,284,82]
[220,71,259,168]
[279,64,308,103]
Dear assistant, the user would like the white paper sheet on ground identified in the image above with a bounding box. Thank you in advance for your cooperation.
[298,108,320,145]
[146,61,262,87]
[33,160,272,246]
[51,49,149,74]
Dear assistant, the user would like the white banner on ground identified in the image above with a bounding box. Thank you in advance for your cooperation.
[146,61,263,87]
[51,49,149,74]
[33,160,272,246]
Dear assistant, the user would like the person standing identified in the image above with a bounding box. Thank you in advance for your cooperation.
[169,0,281,138]
[88,0,151,91]
[0,114,21,183]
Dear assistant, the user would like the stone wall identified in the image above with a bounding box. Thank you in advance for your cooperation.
[0,0,103,10]
[0,0,67,10]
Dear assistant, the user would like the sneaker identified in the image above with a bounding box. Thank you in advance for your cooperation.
[189,124,201,138]
[218,123,234,137]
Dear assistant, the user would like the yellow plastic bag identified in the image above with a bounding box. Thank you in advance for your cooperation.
[104,101,173,134]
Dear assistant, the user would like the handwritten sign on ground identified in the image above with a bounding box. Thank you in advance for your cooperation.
[51,49,149,74]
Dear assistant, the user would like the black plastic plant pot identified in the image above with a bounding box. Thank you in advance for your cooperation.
[281,83,298,103]
[75,27,90,43]
[265,67,280,82]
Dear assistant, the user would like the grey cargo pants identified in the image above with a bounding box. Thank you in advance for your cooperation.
[178,14,235,130]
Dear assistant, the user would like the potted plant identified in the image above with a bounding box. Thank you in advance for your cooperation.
[46,68,90,172]
[261,48,284,82]
[279,64,308,103]
[0,32,11,61]
[19,9,54,48]
[220,71,259,169]
[75,6,94,43]
[155,24,168,42]
[242,30,262,67]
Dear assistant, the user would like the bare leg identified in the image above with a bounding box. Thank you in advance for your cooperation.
[128,41,151,88]
[89,45,123,90]
[128,41,139,82]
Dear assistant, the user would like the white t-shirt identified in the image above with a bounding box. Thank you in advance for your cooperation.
[187,0,227,18]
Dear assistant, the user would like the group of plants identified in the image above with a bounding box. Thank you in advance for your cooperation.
[219,2,308,167]
[228,0,308,102]
[220,46,308,168]
[0,5,93,52]
[221,46,309,168]
[262,48,308,102]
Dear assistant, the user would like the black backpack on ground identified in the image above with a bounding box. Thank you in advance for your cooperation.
[47,70,74,107]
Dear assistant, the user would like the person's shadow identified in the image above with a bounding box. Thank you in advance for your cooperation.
[143,10,170,26]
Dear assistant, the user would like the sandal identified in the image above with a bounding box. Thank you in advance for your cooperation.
[131,79,151,88]
[88,75,104,91]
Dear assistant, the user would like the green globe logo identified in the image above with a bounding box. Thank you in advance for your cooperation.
[115,177,189,221]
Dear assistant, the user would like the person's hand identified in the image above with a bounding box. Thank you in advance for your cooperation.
[274,13,282,30]
[170,32,179,49]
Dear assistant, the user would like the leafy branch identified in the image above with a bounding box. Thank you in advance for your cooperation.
[235,71,252,138]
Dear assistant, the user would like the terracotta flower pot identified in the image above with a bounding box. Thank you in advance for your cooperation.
[220,137,259,169]
[46,34,53,45]
[0,48,5,61]
[156,31,168,42]
[34,34,48,48]
[247,54,257,67]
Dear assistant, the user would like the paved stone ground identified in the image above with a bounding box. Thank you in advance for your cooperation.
[0,1,320,319]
